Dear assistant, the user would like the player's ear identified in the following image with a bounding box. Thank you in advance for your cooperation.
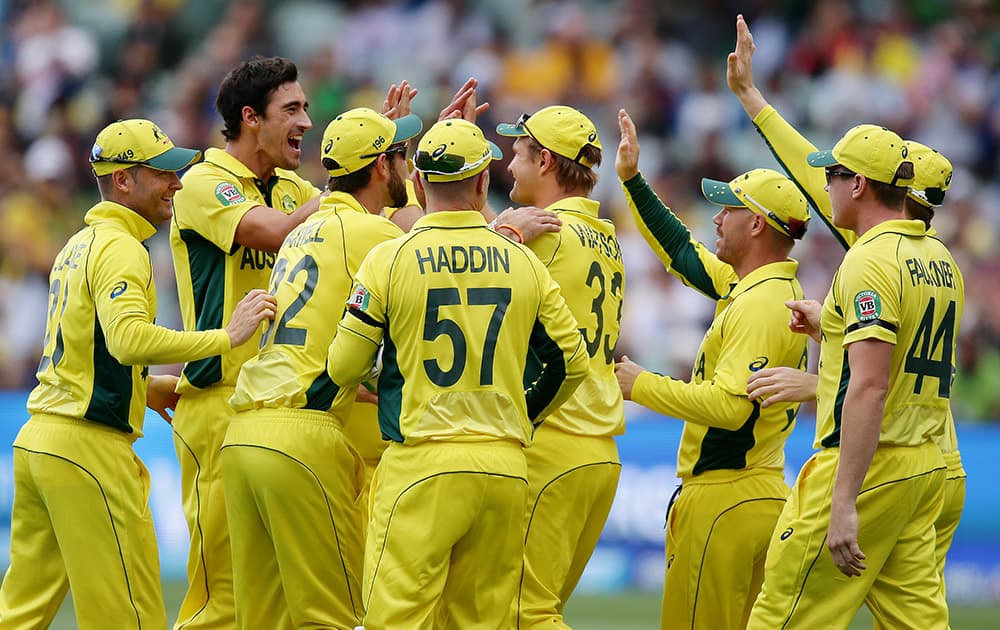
[241,105,260,129]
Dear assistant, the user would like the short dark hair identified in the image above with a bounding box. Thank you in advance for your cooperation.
[216,56,299,141]
[523,137,600,194]
[904,198,935,228]
[325,161,376,194]
[868,179,909,209]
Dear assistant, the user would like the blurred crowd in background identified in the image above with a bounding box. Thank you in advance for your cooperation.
[1,0,999,420]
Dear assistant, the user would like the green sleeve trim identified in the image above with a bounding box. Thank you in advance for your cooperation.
[623,174,720,299]
[751,122,851,252]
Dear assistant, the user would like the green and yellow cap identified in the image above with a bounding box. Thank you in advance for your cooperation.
[89,119,201,176]
[905,140,953,208]
[807,124,913,186]
[701,168,810,239]
[322,107,422,177]
[496,105,602,167]
[414,119,502,183]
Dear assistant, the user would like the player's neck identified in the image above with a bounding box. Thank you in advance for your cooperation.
[225,138,276,182]
[532,183,588,209]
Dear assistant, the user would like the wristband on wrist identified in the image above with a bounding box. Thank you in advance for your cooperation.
[496,223,524,244]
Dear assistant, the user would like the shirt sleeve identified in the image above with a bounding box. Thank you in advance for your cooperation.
[327,250,387,387]
[631,371,755,430]
[752,105,856,250]
[173,169,260,255]
[621,173,737,300]
[839,249,901,347]
[524,258,589,422]
[91,235,231,366]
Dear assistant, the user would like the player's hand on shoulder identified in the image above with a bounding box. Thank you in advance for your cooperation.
[614,355,645,400]
[747,367,818,407]
[494,206,561,243]
[615,109,640,182]
[226,289,278,348]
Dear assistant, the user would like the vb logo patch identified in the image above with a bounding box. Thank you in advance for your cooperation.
[347,285,370,312]
[854,290,882,322]
[215,182,246,206]
[110,281,128,299]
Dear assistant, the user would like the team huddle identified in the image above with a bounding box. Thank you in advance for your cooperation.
[0,15,964,630]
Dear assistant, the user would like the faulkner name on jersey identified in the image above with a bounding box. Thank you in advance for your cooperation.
[415,245,510,275]
[906,257,956,289]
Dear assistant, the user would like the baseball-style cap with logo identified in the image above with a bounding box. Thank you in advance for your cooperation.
[701,168,810,240]
[322,107,423,177]
[905,140,953,208]
[414,119,502,183]
[495,105,602,168]
[806,124,913,186]
[90,119,201,176]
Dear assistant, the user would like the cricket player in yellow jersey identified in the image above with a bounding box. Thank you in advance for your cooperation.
[614,109,810,630]
[494,105,625,628]
[727,13,967,599]
[0,120,276,630]
[745,125,963,629]
[221,107,422,629]
[168,57,323,630]
[327,119,589,630]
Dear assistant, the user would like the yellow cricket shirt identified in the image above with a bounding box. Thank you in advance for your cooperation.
[815,219,964,448]
[526,196,625,437]
[27,202,230,436]
[230,192,402,418]
[623,175,808,477]
[754,106,964,455]
[170,148,320,392]
[327,210,589,446]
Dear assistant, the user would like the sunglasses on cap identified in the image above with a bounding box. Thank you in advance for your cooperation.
[824,168,856,184]
[739,191,808,240]
[360,144,408,160]
[414,150,491,176]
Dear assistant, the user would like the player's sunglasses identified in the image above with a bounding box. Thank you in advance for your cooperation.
[824,168,856,184]
[90,156,150,166]
[360,144,408,160]
[414,150,490,176]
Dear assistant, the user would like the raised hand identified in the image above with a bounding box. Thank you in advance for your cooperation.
[439,77,490,122]
[615,109,640,182]
[727,14,768,118]
[383,80,419,119]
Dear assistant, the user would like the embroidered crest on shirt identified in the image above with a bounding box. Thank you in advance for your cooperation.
[854,290,882,321]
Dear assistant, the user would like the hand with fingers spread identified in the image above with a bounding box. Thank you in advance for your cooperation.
[383,80,419,119]
[786,299,822,342]
[747,367,818,407]
[147,374,180,424]
[492,206,562,243]
[614,355,645,401]
[828,500,867,577]
[615,109,640,181]
[226,289,278,347]
[439,77,490,122]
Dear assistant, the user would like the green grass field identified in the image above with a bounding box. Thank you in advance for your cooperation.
[52,583,1000,628]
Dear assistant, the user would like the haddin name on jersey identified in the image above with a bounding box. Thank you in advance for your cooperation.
[415,245,510,275]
